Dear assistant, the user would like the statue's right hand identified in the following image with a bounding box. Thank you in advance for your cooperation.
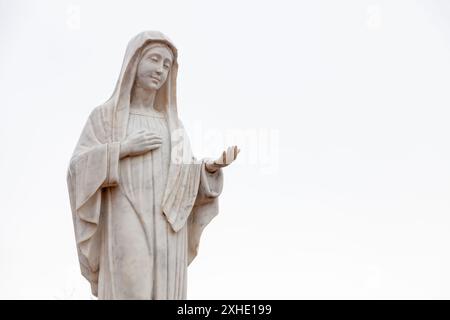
[120,130,162,158]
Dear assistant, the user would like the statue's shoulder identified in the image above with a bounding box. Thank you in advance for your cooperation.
[88,102,114,125]
[86,102,114,141]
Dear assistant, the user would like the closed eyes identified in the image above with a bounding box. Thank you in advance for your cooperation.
[149,55,171,69]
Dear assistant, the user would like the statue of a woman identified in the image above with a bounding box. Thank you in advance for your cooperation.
[67,31,239,299]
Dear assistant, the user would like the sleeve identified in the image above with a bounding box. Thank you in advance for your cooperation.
[66,108,120,296]
[187,160,224,265]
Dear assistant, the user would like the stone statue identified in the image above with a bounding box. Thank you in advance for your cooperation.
[67,31,239,299]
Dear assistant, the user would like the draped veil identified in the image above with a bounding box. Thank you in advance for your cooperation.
[67,31,223,297]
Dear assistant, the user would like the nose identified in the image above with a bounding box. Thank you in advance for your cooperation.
[155,65,163,75]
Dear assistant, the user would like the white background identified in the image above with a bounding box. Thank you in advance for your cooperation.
[1,0,450,299]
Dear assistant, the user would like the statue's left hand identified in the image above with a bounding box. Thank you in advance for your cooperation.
[205,145,240,173]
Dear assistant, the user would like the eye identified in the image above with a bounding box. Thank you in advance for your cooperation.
[150,56,158,62]
[163,64,170,69]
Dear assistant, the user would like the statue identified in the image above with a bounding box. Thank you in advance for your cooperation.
[67,31,239,299]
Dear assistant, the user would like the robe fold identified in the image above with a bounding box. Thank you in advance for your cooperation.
[67,31,224,299]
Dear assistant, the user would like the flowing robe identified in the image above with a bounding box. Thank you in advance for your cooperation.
[67,104,223,299]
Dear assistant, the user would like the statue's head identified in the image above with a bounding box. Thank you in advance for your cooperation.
[108,32,180,141]
[135,42,174,91]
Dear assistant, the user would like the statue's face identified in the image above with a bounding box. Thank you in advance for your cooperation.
[136,45,173,91]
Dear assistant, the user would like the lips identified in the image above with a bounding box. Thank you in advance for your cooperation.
[150,76,161,82]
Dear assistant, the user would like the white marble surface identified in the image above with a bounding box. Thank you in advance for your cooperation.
[67,31,239,299]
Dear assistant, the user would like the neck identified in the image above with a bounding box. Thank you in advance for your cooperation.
[130,83,157,112]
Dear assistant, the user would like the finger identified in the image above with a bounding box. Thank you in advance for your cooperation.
[145,133,161,138]
[146,137,162,143]
[225,147,230,163]
[144,136,162,142]
[142,132,159,137]
[142,139,161,145]
[144,132,161,137]
[232,146,238,160]
[227,147,234,163]
[144,142,162,148]
[148,144,162,150]
[146,137,162,144]
[142,145,161,152]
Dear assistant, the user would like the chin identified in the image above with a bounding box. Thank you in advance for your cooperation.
[145,83,160,90]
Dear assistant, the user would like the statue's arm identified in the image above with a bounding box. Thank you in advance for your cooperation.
[102,141,121,188]
[68,112,122,210]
